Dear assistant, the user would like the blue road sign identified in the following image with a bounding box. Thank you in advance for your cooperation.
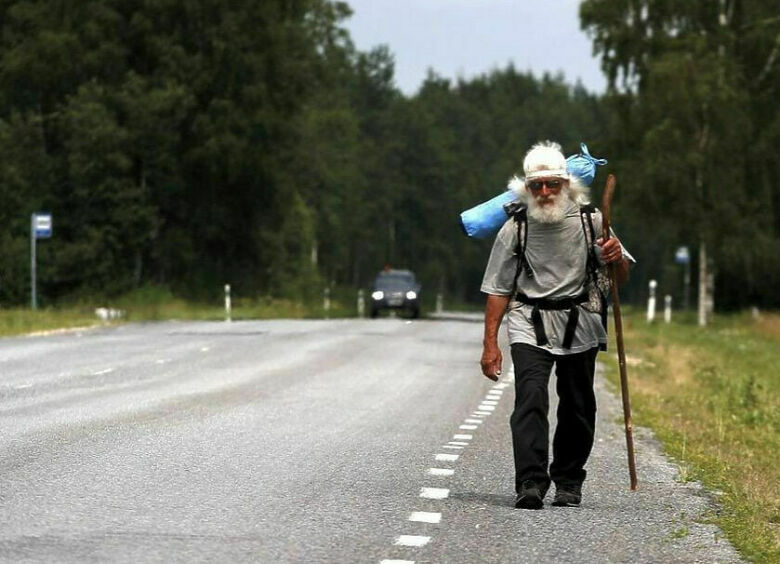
[34,213,52,239]
[675,246,689,265]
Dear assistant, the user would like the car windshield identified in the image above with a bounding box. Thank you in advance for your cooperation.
[374,273,415,291]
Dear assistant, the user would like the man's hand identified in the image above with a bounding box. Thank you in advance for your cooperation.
[482,294,510,382]
[596,236,630,287]
[595,236,623,264]
[480,342,502,382]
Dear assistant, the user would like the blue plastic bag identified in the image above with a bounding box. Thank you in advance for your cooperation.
[565,143,607,186]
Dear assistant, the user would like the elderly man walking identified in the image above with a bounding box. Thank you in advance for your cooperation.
[480,141,633,509]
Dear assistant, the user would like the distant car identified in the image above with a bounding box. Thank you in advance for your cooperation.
[370,269,421,318]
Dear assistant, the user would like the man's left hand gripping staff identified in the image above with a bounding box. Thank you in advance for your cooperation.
[481,294,511,381]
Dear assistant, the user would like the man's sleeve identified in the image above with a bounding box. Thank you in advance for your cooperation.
[480,220,518,295]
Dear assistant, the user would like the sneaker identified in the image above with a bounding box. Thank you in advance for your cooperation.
[552,484,582,507]
[515,480,544,510]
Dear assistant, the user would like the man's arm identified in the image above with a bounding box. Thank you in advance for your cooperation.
[481,294,511,381]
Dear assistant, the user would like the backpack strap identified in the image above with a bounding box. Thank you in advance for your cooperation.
[511,206,529,296]
[579,204,599,280]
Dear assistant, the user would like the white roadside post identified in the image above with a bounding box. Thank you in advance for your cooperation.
[357,289,365,318]
[30,212,53,310]
[224,284,232,322]
[436,292,443,314]
[323,287,331,319]
[664,295,672,323]
[647,279,657,323]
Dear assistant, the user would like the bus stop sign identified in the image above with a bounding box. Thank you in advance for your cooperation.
[33,213,52,239]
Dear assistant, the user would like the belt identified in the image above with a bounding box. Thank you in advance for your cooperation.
[515,292,589,349]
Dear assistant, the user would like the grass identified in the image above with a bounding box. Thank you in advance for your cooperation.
[602,307,780,563]
[0,308,104,337]
[0,284,394,336]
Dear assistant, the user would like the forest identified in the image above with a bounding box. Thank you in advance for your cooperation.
[0,1,778,310]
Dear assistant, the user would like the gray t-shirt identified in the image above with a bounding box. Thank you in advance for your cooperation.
[481,199,635,355]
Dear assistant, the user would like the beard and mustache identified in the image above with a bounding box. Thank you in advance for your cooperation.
[526,187,570,224]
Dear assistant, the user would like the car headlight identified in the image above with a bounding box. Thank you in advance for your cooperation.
[406,291,417,300]
[371,291,384,300]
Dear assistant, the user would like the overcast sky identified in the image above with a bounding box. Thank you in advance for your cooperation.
[342,0,606,96]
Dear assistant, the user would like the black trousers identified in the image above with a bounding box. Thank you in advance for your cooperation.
[510,343,598,495]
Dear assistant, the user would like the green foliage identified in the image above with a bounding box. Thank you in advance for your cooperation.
[0,1,776,309]
[581,0,780,308]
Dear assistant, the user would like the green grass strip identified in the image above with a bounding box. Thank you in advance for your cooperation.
[602,308,779,563]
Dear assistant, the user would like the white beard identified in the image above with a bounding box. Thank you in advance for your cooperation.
[527,189,570,223]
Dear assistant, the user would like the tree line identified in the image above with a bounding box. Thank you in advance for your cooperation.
[0,1,777,310]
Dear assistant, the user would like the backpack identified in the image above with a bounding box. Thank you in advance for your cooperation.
[508,203,610,350]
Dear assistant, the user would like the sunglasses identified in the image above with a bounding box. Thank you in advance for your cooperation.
[527,179,563,191]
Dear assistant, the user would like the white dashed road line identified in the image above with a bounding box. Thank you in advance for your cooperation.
[420,487,450,499]
[395,535,430,547]
[409,511,442,524]
[382,379,512,563]
[91,368,114,376]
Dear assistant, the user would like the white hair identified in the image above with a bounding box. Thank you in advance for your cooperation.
[508,140,591,205]
[523,140,569,179]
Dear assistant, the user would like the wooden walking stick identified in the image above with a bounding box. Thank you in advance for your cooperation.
[600,174,638,491]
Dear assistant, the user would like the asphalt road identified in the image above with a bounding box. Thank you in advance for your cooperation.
[0,317,744,563]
